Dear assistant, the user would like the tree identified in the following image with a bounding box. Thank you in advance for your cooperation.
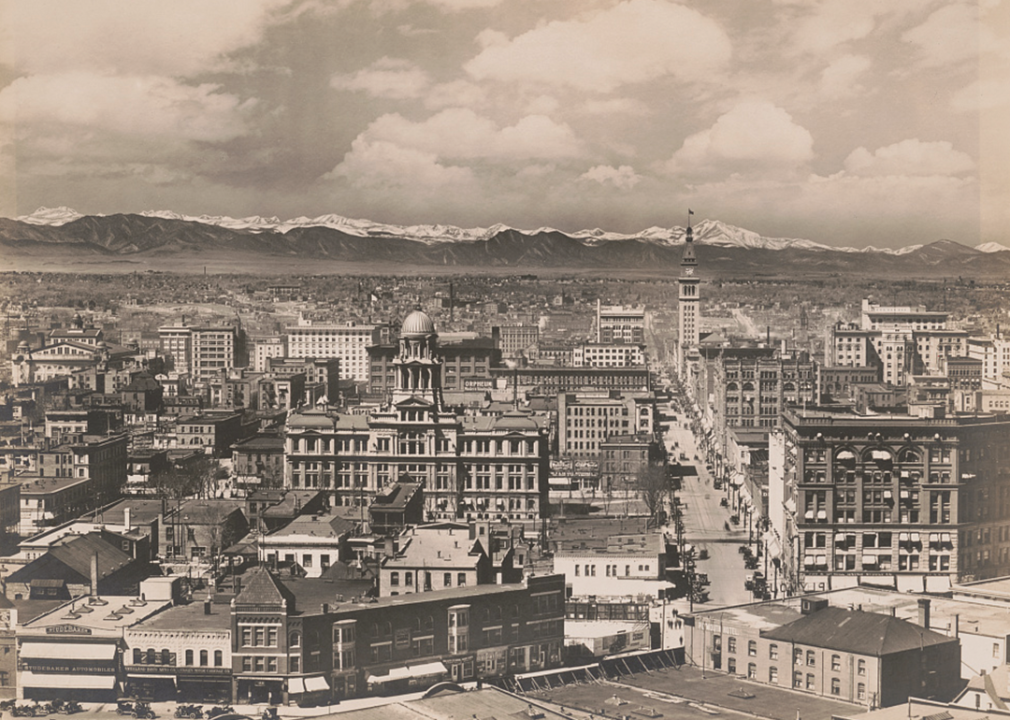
[636,464,669,524]
[152,455,221,500]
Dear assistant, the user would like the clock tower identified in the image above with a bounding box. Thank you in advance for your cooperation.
[678,212,700,376]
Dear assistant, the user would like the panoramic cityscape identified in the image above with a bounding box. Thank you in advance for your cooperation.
[2,1,1008,720]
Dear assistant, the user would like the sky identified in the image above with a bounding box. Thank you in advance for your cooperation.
[0,0,1007,248]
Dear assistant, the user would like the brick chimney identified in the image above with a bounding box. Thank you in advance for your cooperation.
[90,551,99,597]
[917,598,931,629]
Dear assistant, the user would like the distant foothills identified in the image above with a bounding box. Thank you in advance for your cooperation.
[2,206,1008,277]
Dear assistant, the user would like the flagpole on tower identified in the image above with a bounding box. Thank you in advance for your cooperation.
[688,208,694,229]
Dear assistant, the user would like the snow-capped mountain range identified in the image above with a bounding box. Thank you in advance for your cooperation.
[13,206,1010,254]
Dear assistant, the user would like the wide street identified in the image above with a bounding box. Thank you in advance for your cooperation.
[660,405,754,609]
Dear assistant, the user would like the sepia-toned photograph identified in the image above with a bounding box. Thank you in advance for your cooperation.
[0,1,1008,718]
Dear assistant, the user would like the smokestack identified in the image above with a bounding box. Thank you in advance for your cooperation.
[954,614,959,637]
[449,282,454,323]
[91,551,99,596]
[767,326,771,345]
[917,598,931,629]
[204,599,212,615]
[124,507,132,532]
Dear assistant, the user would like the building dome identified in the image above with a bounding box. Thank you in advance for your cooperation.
[401,307,435,336]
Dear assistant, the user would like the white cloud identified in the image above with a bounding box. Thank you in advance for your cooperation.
[901,3,984,68]
[325,138,474,190]
[666,101,814,176]
[0,73,255,143]
[330,58,431,99]
[0,0,291,77]
[791,0,877,54]
[464,0,731,93]
[580,165,641,190]
[819,54,872,99]
[359,108,583,161]
[844,139,975,177]
[424,80,487,109]
[582,98,651,116]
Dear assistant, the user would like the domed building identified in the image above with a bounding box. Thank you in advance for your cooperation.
[284,307,549,528]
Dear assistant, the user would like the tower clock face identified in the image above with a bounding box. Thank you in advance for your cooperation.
[684,267,695,276]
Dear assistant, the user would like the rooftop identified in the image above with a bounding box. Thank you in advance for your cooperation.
[132,598,232,633]
[22,594,171,636]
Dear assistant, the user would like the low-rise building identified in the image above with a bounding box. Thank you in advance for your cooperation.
[259,511,353,578]
[553,531,673,598]
[379,522,493,597]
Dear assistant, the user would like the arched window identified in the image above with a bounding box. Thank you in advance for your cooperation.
[214,650,223,667]
[289,632,301,648]
[146,648,156,665]
[133,649,141,665]
[898,448,920,463]
[185,649,194,666]
[199,649,208,667]
[742,382,755,392]
[161,649,171,666]
[726,382,738,392]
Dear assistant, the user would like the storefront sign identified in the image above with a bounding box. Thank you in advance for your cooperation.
[46,624,92,635]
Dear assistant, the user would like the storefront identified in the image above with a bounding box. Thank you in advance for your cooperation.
[19,640,120,702]
[366,661,447,696]
[287,675,331,706]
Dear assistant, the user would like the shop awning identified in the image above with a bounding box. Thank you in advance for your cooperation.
[127,674,176,683]
[368,661,448,683]
[21,671,116,689]
[835,450,856,461]
[871,450,891,461]
[305,676,330,692]
[21,642,117,660]
[288,678,305,694]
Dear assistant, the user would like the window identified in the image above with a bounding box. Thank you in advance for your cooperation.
[200,649,208,667]
[727,658,736,674]
[806,650,816,666]
[748,640,757,657]
[857,683,866,701]
[444,573,452,587]
[214,650,222,667]
[133,649,141,664]
[290,632,301,648]
[769,667,778,683]
[806,674,815,690]
[727,637,737,654]
[831,654,840,671]
[405,572,413,586]
[185,649,194,666]
[857,659,866,676]
[769,644,779,661]
[794,648,803,666]
[747,663,757,679]
[161,649,171,666]
[391,572,400,587]
[831,678,840,695]
[457,572,467,586]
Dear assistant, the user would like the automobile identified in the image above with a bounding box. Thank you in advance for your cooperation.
[719,497,728,507]
[698,548,709,560]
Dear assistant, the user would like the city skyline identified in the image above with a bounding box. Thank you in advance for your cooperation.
[1,1,1007,250]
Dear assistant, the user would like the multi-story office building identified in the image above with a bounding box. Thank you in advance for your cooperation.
[716,355,817,431]
[597,303,646,345]
[573,344,645,368]
[967,333,1010,385]
[557,390,656,459]
[496,325,539,360]
[286,320,380,383]
[825,300,967,387]
[251,335,287,373]
[159,324,236,384]
[769,405,1010,596]
[285,309,549,526]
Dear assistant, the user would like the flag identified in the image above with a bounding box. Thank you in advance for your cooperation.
[688,209,694,215]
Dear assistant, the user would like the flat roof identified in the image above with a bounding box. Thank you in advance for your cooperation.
[132,600,231,633]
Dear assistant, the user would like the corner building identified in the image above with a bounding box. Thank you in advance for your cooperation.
[770,406,1010,595]
[285,309,549,526]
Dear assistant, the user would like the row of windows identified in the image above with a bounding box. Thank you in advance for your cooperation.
[132,648,222,667]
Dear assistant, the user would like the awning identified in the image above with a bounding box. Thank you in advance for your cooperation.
[899,532,909,541]
[21,671,116,690]
[883,490,892,499]
[941,533,951,543]
[929,533,939,542]
[368,661,447,683]
[127,674,176,683]
[861,555,877,565]
[871,450,891,461]
[835,534,847,544]
[288,677,305,694]
[911,533,921,542]
[836,450,856,461]
[305,676,330,692]
[21,642,117,660]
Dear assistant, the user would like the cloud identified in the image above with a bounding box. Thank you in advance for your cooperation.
[843,139,975,177]
[325,138,474,191]
[580,165,641,190]
[819,54,872,99]
[0,73,255,143]
[665,101,814,177]
[464,0,731,93]
[901,3,984,68]
[356,108,583,161]
[330,58,432,99]
[790,0,876,54]
[582,98,651,116]
[423,80,488,109]
[0,0,293,77]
